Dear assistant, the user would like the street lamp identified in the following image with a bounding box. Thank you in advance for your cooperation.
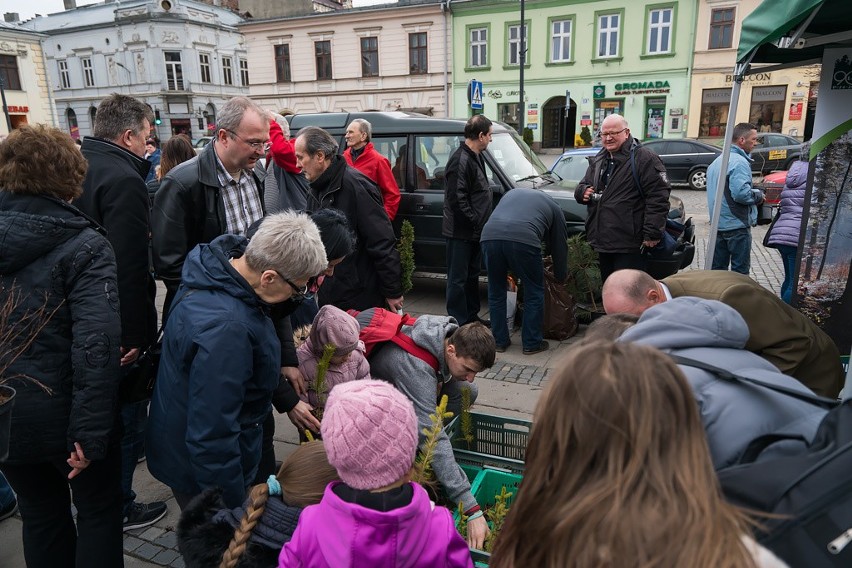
[518,0,526,135]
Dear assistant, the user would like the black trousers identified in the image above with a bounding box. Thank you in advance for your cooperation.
[445,238,483,325]
[597,251,649,285]
[1,444,124,568]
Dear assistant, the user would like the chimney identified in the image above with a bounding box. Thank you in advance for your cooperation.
[64,0,77,10]
[4,13,20,22]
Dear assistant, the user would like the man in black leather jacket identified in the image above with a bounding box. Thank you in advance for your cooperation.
[294,126,403,313]
[152,96,268,320]
[442,115,493,326]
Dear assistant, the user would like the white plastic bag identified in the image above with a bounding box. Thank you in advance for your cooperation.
[506,276,518,330]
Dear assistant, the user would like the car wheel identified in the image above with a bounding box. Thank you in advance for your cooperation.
[688,167,708,191]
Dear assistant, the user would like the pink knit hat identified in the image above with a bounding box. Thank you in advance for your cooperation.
[308,305,361,357]
[321,379,419,490]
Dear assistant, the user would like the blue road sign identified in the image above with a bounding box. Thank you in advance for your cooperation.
[469,80,483,110]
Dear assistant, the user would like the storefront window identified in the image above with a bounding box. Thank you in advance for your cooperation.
[594,100,623,128]
[498,102,520,132]
[699,88,730,138]
[645,97,666,139]
[749,85,787,133]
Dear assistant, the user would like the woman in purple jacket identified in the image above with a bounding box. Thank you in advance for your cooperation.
[279,380,472,568]
[766,143,810,303]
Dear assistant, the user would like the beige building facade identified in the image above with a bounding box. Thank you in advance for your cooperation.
[239,0,451,116]
[688,0,819,141]
[0,22,55,136]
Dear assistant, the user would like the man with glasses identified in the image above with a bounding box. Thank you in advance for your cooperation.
[147,212,328,510]
[574,113,671,283]
[152,96,269,321]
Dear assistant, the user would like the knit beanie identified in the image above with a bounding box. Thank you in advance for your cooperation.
[321,379,419,490]
[309,305,361,358]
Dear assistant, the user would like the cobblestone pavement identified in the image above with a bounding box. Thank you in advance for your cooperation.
[112,193,786,567]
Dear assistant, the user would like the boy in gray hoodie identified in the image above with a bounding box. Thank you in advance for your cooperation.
[356,310,496,551]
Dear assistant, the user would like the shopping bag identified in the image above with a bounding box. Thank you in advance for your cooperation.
[542,256,578,340]
[506,276,518,330]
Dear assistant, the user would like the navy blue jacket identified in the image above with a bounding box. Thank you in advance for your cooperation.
[147,235,280,508]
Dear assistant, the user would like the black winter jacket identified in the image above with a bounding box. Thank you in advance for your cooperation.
[177,488,302,568]
[0,192,121,464]
[151,142,265,291]
[574,137,671,253]
[306,156,402,310]
[76,137,157,348]
[442,143,492,241]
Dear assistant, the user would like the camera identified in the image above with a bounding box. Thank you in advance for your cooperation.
[589,191,604,202]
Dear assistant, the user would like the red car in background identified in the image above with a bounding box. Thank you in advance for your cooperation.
[755,170,786,224]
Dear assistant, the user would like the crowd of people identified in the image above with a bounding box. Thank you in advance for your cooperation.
[0,95,843,568]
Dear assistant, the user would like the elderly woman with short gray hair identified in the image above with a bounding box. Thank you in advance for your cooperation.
[146,211,328,510]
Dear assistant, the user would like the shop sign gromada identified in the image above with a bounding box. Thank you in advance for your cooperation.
[614,80,671,95]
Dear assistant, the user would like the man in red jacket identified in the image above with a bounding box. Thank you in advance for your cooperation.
[342,118,400,220]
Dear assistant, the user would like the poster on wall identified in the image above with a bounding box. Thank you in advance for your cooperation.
[795,48,852,357]
[789,102,803,120]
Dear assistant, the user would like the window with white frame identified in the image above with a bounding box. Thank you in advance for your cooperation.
[239,58,249,86]
[164,51,184,90]
[597,13,620,58]
[58,60,71,89]
[647,7,673,54]
[81,57,94,87]
[508,23,527,66]
[222,56,233,86]
[199,53,211,84]
[470,27,487,67]
[551,19,572,62]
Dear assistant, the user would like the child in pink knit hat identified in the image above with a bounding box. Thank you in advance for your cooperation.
[279,379,473,568]
[297,305,371,417]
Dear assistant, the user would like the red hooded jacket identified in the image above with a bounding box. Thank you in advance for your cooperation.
[343,142,400,220]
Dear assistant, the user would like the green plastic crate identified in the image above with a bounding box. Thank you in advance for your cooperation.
[447,412,531,474]
[456,469,523,566]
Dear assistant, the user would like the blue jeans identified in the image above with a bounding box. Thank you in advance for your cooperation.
[0,471,15,510]
[482,240,544,351]
[712,228,752,274]
[776,245,798,304]
[446,238,483,325]
[120,400,148,515]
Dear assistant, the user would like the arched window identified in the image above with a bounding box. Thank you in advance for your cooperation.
[89,107,97,133]
[66,108,79,140]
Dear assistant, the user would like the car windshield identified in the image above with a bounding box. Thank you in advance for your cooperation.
[551,154,592,185]
[486,131,548,181]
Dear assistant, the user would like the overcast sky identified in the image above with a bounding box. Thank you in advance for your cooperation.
[2,0,100,22]
[5,0,398,22]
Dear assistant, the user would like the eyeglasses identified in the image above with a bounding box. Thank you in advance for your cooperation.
[225,129,271,153]
[275,270,314,301]
[601,128,628,139]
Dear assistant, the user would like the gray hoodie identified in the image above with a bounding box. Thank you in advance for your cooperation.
[619,297,828,469]
[367,314,476,512]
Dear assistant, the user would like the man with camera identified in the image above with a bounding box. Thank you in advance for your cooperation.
[574,114,671,283]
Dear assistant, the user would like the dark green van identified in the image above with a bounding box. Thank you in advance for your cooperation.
[288,111,586,273]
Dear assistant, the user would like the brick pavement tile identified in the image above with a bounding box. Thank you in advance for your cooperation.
[170,558,186,568]
[153,531,178,549]
[139,527,165,541]
[134,543,164,561]
[122,536,145,553]
[151,549,181,566]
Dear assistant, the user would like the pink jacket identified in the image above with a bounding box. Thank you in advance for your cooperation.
[297,306,371,408]
[278,482,473,568]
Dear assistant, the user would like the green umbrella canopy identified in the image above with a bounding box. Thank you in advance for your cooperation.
[737,0,851,64]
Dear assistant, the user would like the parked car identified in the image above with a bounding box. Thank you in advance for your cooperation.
[288,112,692,276]
[751,133,803,174]
[192,136,213,154]
[641,138,721,191]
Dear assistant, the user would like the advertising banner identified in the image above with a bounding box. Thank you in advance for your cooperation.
[795,48,852,357]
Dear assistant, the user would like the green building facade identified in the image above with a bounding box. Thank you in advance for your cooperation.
[451,0,697,150]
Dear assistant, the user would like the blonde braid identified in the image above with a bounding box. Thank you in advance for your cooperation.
[219,484,271,568]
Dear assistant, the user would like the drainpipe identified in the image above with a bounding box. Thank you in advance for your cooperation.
[41,37,60,128]
[683,1,698,139]
[442,0,453,117]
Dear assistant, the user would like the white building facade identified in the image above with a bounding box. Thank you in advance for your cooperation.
[239,0,452,116]
[24,0,249,142]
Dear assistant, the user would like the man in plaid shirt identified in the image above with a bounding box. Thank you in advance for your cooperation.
[152,96,268,320]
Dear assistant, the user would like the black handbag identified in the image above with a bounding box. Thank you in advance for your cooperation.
[119,330,163,404]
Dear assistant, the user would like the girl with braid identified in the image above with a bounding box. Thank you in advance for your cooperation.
[177,441,339,568]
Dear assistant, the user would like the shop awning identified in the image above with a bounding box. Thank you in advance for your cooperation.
[738,0,852,66]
